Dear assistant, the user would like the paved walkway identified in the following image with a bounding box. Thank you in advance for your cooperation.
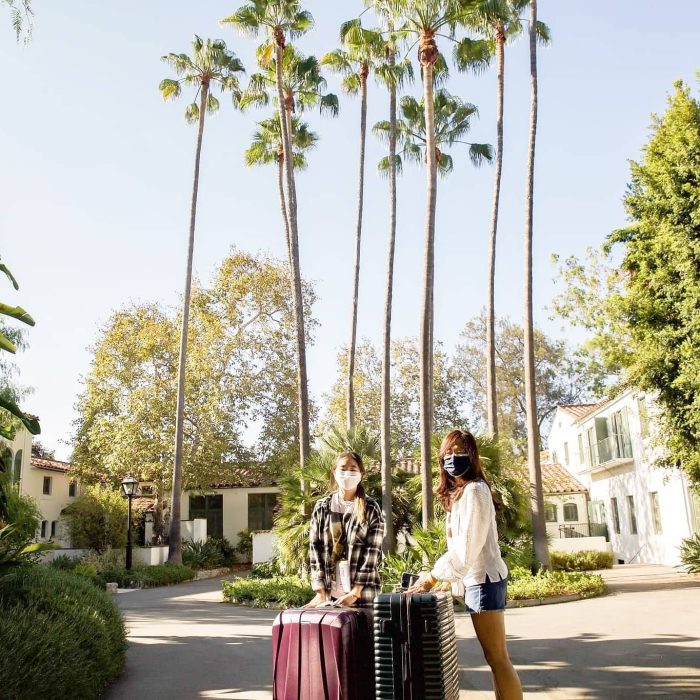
[104,566,700,699]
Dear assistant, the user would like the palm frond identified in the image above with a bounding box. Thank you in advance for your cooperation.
[468,142,493,166]
[184,102,200,125]
[453,37,492,74]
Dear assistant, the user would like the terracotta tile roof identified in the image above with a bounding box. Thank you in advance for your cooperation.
[31,457,71,474]
[560,398,613,423]
[208,467,278,489]
[508,461,588,495]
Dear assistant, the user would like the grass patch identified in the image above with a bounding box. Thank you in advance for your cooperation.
[222,576,313,609]
[508,567,605,601]
[549,550,613,572]
[0,565,127,699]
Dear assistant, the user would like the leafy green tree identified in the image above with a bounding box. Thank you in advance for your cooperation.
[61,486,128,553]
[521,0,549,568]
[454,314,603,450]
[158,35,245,564]
[72,252,313,530]
[610,82,700,485]
[322,21,385,430]
[223,1,318,476]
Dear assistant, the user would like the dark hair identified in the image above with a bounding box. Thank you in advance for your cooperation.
[436,430,499,511]
[331,451,367,524]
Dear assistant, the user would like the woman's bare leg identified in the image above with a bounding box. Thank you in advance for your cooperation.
[470,611,522,700]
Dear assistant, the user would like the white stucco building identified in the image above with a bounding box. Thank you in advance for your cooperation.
[547,391,700,566]
[1,427,79,547]
[181,468,280,550]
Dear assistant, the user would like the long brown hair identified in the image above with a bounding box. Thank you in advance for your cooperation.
[331,451,367,524]
[436,430,498,511]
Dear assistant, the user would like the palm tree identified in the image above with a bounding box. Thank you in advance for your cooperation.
[522,0,550,569]
[390,0,485,526]
[244,115,318,262]
[321,22,385,431]
[222,3,326,474]
[159,35,244,564]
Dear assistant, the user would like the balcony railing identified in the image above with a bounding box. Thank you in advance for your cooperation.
[556,523,609,539]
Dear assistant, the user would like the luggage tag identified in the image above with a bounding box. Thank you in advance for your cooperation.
[338,560,352,593]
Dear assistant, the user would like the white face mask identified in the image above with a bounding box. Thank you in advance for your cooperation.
[335,469,361,492]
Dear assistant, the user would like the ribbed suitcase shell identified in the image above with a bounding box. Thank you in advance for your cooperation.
[272,607,375,700]
[373,592,459,700]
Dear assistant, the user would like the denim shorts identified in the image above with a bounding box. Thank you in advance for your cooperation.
[464,575,508,614]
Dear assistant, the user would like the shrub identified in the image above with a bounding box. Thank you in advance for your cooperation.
[98,563,195,589]
[507,570,605,601]
[222,575,313,608]
[250,559,282,579]
[61,485,128,553]
[49,554,81,571]
[0,566,127,698]
[234,530,253,563]
[211,536,237,566]
[679,532,700,574]
[183,539,224,570]
[549,550,614,572]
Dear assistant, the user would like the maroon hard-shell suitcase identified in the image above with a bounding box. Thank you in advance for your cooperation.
[272,606,375,700]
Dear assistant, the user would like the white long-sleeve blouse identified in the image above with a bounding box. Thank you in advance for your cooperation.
[431,480,508,588]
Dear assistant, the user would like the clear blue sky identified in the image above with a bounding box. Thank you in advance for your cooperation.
[3,1,699,460]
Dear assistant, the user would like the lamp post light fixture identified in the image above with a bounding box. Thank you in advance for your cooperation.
[121,474,138,571]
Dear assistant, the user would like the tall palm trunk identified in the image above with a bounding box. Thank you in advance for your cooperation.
[277,153,292,265]
[380,45,397,553]
[523,0,549,569]
[274,39,311,474]
[486,24,505,439]
[168,81,209,565]
[419,34,438,527]
[346,65,369,429]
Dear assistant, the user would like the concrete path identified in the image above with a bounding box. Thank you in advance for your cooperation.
[104,566,700,700]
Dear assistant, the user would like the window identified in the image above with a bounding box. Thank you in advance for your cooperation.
[42,476,52,495]
[189,494,223,539]
[50,521,57,538]
[544,503,558,523]
[585,427,596,466]
[650,492,662,534]
[13,449,22,483]
[563,442,570,466]
[69,482,77,498]
[248,493,278,531]
[638,397,649,438]
[627,495,638,535]
[578,434,584,464]
[610,409,632,459]
[40,520,47,538]
[563,503,579,522]
[611,498,621,534]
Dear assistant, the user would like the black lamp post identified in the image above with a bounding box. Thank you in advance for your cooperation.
[121,474,138,570]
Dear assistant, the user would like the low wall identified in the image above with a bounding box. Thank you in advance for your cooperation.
[550,537,612,554]
[133,545,169,566]
[182,518,207,544]
[252,531,277,564]
[40,548,90,563]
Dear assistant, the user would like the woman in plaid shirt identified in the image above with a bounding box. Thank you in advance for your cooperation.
[305,451,385,607]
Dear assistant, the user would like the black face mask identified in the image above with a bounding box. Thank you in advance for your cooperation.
[443,453,474,478]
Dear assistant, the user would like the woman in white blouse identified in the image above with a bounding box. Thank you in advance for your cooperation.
[408,429,522,700]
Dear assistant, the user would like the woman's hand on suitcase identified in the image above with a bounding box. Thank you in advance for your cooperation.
[304,590,330,608]
[406,571,437,593]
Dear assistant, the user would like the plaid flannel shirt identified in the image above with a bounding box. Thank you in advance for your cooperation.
[309,494,385,604]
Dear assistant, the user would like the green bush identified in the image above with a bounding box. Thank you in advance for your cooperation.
[507,570,605,601]
[183,536,236,570]
[61,485,128,553]
[49,554,81,571]
[679,532,700,574]
[250,559,282,579]
[234,530,253,563]
[0,566,127,699]
[222,575,313,608]
[549,550,614,572]
[98,563,195,589]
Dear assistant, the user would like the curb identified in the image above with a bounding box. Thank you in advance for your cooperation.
[507,590,605,608]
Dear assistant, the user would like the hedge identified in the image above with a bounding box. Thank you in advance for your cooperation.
[549,550,614,572]
[0,566,127,699]
[508,567,605,600]
[97,563,195,589]
[222,576,313,608]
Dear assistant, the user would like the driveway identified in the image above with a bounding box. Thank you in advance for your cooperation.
[104,566,700,699]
